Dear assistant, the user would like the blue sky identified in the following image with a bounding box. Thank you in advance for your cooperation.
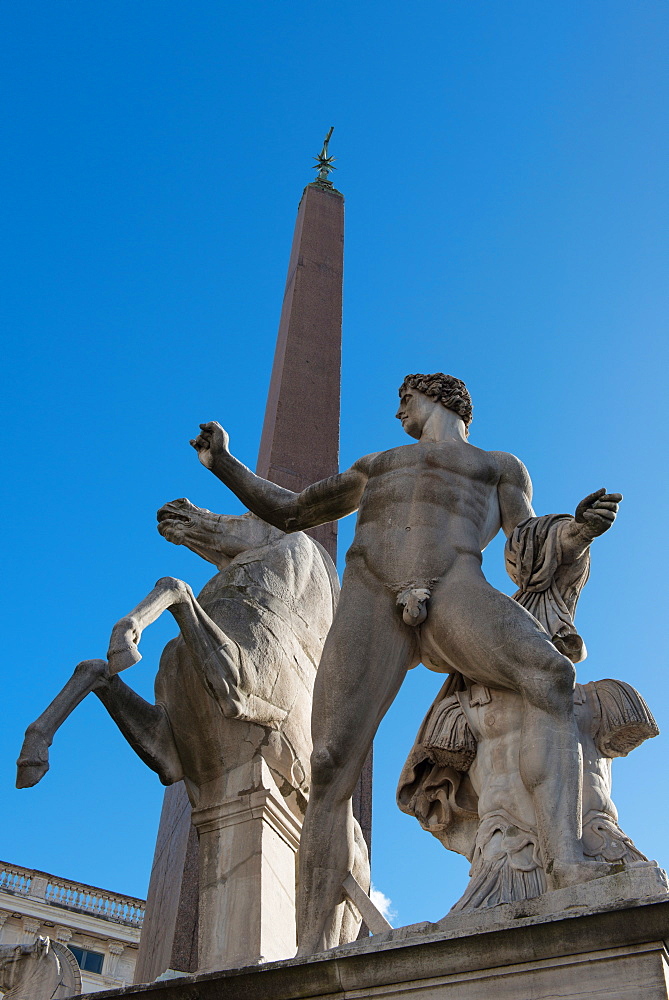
[2,1,668,930]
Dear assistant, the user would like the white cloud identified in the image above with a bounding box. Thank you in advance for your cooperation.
[370,884,397,925]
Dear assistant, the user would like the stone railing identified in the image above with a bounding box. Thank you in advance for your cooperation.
[0,862,145,928]
[0,864,31,897]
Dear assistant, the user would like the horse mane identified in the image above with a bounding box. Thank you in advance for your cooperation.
[219,526,339,623]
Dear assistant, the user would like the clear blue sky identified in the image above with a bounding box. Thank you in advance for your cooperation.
[2,1,668,930]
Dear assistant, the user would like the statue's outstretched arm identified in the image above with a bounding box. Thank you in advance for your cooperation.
[190,421,369,531]
[496,451,622,557]
[559,488,623,563]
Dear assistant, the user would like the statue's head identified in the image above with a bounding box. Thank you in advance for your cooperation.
[397,373,473,438]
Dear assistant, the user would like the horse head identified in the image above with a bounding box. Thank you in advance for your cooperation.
[157,499,284,569]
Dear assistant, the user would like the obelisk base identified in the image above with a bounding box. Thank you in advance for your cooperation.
[79,871,669,1000]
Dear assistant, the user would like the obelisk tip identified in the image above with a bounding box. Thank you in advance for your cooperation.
[312,127,336,189]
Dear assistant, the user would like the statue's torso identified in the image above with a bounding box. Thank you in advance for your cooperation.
[349,440,503,587]
[466,685,617,828]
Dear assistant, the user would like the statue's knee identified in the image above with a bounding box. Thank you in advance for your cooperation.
[74,658,108,684]
[310,745,338,789]
[551,654,576,696]
[522,651,575,711]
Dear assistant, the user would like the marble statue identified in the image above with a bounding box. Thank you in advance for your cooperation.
[189,372,629,956]
[18,499,369,969]
[0,937,81,999]
[398,676,659,910]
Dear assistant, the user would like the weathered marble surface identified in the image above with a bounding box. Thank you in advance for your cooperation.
[190,372,629,954]
[18,500,369,972]
[137,176,351,977]
[74,886,669,1000]
[0,937,81,999]
[398,676,660,910]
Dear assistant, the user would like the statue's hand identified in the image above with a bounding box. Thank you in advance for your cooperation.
[190,421,230,470]
[574,488,623,537]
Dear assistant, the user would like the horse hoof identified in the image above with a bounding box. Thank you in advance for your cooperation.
[16,725,51,788]
[107,620,142,674]
[16,758,49,788]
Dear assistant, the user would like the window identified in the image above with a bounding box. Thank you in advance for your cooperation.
[68,945,104,975]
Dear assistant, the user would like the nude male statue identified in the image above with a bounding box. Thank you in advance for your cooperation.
[191,372,622,956]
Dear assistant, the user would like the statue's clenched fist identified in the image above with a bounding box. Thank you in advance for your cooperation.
[574,488,623,537]
[190,421,230,470]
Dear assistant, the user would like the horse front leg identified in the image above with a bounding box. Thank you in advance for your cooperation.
[157,578,248,718]
[166,586,288,728]
[17,659,109,788]
[94,668,183,785]
[17,577,191,790]
[111,575,251,718]
[107,577,195,673]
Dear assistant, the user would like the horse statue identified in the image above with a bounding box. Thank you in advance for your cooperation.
[0,937,81,999]
[17,499,369,970]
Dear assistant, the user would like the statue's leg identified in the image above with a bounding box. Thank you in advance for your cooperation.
[17,658,110,788]
[94,650,183,784]
[296,562,418,956]
[426,572,611,889]
[338,818,372,946]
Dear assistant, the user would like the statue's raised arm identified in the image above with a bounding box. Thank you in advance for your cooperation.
[191,420,370,531]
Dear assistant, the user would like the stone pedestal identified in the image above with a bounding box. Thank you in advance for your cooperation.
[192,759,302,971]
[79,871,669,1000]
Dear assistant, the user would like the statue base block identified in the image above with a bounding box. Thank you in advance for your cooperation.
[78,871,669,1000]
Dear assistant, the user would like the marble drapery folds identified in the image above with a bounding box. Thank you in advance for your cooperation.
[504,513,590,663]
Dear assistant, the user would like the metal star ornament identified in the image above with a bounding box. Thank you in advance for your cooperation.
[312,126,336,188]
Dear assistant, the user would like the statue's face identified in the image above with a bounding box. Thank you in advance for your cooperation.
[396,388,439,440]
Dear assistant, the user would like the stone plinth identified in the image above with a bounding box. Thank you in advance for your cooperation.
[79,873,669,1000]
[192,758,302,971]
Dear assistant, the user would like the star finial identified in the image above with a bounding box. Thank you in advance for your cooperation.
[312,127,336,188]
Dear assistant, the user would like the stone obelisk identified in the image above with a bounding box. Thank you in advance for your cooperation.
[255,182,341,557]
[134,135,370,981]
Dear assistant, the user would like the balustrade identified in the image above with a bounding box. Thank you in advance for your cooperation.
[0,862,144,928]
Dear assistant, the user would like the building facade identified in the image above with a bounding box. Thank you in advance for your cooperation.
[0,861,144,993]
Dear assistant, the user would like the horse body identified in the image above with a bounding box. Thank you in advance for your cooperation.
[151,517,336,808]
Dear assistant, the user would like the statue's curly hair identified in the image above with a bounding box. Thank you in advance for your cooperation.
[399,373,473,433]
